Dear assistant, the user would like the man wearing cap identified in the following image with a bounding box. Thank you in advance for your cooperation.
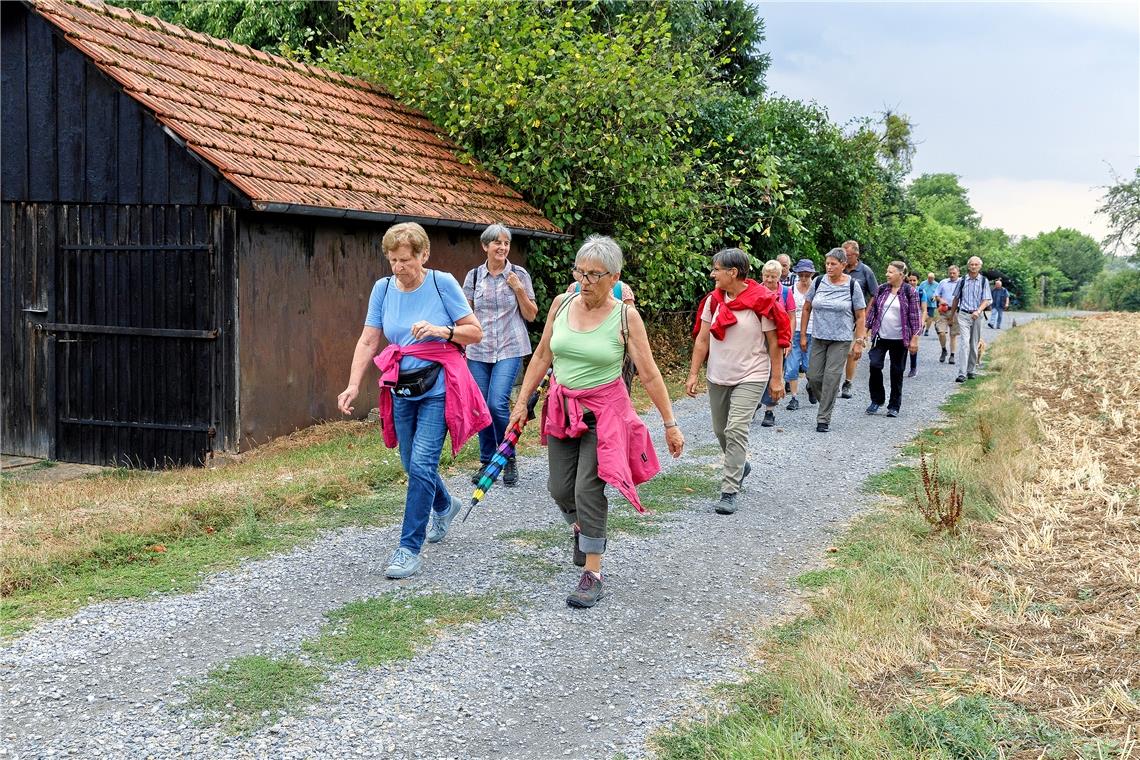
[917,272,939,336]
[933,264,961,364]
[784,258,817,410]
[951,256,992,382]
[840,240,878,399]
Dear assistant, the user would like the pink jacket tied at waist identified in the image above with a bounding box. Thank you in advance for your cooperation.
[541,376,660,513]
[373,342,491,456]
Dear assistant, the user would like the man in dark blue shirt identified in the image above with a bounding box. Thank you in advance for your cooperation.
[988,278,1009,329]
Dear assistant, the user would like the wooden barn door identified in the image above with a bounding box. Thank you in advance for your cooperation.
[39,205,223,466]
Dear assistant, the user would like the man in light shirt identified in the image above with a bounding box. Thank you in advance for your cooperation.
[933,264,961,365]
[950,256,992,382]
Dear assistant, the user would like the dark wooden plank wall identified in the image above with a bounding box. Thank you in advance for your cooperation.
[0,3,236,207]
[236,216,490,447]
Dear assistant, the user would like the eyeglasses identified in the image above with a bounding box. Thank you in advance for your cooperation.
[571,267,610,284]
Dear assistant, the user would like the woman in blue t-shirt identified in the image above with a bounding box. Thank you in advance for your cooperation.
[337,222,484,580]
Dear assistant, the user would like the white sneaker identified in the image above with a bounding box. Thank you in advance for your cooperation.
[426,496,462,543]
[385,547,422,579]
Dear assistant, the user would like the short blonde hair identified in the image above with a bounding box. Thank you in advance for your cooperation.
[761,259,782,278]
[382,222,430,256]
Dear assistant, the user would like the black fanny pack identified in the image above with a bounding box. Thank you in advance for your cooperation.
[391,362,442,397]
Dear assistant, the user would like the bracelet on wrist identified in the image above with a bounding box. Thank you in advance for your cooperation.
[664,421,679,429]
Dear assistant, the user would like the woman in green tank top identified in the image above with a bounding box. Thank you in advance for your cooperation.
[509,235,684,609]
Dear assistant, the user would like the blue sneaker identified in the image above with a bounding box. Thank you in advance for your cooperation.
[384,547,422,579]
[426,496,462,544]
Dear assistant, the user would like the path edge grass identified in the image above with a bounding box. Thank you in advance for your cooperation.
[652,319,1120,759]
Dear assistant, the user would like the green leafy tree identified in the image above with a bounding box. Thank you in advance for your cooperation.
[1096,166,1140,257]
[1084,268,1140,311]
[1015,228,1105,305]
[907,173,980,229]
[116,0,348,59]
[324,0,794,309]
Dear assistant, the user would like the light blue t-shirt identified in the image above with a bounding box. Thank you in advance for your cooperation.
[917,279,938,305]
[365,270,472,398]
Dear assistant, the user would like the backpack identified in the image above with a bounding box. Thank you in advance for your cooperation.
[573,281,624,300]
[952,275,989,312]
[376,270,463,350]
[554,293,635,391]
[811,274,857,320]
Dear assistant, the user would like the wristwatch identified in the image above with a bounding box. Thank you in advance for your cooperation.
[856,337,868,346]
[664,421,679,429]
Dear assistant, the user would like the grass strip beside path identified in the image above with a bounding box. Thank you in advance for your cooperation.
[656,314,1140,759]
[187,591,510,734]
[0,422,481,636]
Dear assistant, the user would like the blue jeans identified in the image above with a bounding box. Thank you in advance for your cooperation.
[467,357,522,464]
[989,306,1004,328]
[784,331,812,382]
[392,394,452,554]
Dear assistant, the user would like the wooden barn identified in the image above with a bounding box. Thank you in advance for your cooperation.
[1,0,561,467]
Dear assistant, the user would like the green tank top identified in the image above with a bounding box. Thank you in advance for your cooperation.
[550,297,624,390]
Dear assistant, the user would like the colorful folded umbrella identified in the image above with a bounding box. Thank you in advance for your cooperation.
[463,370,551,522]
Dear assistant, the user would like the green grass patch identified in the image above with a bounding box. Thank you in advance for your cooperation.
[793,568,847,589]
[888,695,1095,760]
[187,655,325,735]
[304,591,513,667]
[862,464,918,497]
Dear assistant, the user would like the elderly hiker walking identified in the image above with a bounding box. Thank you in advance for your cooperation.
[757,259,796,428]
[865,262,922,417]
[952,256,993,382]
[917,272,939,337]
[839,240,878,400]
[463,224,538,488]
[510,235,683,609]
[800,248,867,433]
[989,278,1009,328]
[687,248,790,513]
[784,259,816,410]
[338,222,490,580]
[933,264,961,364]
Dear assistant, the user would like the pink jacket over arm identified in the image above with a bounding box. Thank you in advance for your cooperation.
[373,342,491,456]
[541,376,660,513]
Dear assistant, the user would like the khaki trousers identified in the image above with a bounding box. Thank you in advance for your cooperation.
[807,338,852,425]
[708,381,765,494]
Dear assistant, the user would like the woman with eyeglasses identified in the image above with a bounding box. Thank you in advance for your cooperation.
[686,249,790,514]
[337,222,490,580]
[509,235,684,609]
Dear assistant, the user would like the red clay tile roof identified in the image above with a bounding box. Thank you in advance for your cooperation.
[30,0,562,235]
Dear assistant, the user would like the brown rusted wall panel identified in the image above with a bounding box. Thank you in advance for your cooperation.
[236,213,522,449]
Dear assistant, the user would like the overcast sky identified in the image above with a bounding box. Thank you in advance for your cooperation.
[757,1,1139,244]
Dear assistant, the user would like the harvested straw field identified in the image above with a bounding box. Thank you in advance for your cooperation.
[927,313,1140,747]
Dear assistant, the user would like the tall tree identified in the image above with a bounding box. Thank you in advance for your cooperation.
[1097,167,1140,257]
[1015,228,1106,305]
[907,173,980,229]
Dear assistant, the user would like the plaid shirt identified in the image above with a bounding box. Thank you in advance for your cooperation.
[463,261,534,362]
[865,283,923,344]
[953,274,992,314]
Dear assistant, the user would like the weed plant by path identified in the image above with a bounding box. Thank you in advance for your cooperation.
[0,313,1087,759]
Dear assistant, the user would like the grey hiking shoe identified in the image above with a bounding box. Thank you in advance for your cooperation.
[426,496,462,543]
[948,353,956,365]
[786,396,800,411]
[761,410,775,427]
[384,547,422,579]
[840,380,853,399]
[566,571,604,608]
[715,492,738,515]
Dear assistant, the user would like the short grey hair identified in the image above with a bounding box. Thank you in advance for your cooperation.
[480,223,513,246]
[575,235,623,274]
[777,253,791,266]
[761,259,782,277]
[825,247,846,263]
[713,247,750,280]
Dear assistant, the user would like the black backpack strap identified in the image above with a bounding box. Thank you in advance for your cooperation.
[849,277,856,318]
[432,270,456,325]
[377,276,392,324]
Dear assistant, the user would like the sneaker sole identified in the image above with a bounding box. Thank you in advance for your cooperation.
[566,592,604,609]
[385,562,422,579]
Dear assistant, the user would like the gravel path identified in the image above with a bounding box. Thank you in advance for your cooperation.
[1,316,1046,759]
